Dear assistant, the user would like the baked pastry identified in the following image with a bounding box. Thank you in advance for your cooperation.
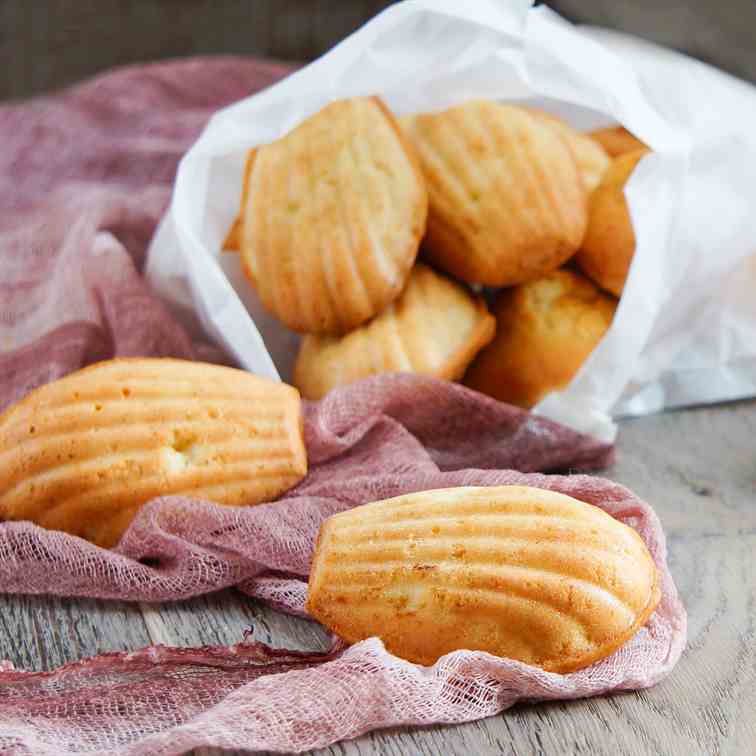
[527,109,610,193]
[553,121,610,194]
[0,358,307,548]
[464,269,616,408]
[293,264,495,399]
[224,219,242,251]
[402,100,587,286]
[589,125,647,157]
[240,96,428,334]
[307,485,660,672]
[576,149,648,296]
[222,149,255,252]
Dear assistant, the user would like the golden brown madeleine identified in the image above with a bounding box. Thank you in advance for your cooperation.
[223,218,242,251]
[307,485,660,672]
[464,269,616,408]
[240,96,428,334]
[403,101,587,286]
[589,125,648,157]
[0,358,307,548]
[576,149,649,296]
[526,109,610,194]
[222,149,256,252]
[293,264,495,399]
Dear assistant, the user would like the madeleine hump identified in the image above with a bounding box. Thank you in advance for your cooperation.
[464,268,616,409]
[293,263,495,399]
[576,148,649,297]
[402,101,587,287]
[307,485,660,672]
[239,96,428,335]
[0,358,307,548]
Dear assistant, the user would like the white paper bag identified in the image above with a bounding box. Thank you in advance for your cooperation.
[146,0,756,442]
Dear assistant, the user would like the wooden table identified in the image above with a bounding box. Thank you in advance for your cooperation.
[1,400,754,755]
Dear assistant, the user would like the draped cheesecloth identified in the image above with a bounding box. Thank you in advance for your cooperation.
[0,58,685,754]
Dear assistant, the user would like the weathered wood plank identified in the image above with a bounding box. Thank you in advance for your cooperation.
[0,0,393,101]
[154,588,330,652]
[0,594,151,672]
[611,401,756,539]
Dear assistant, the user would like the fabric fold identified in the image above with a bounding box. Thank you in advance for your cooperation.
[0,55,684,755]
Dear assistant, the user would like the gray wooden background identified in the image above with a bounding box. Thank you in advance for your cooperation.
[2,1,756,102]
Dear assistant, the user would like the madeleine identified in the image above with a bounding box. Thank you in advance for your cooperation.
[0,359,307,548]
[576,148,649,296]
[240,96,428,334]
[307,485,660,672]
[465,269,616,408]
[403,101,587,286]
[294,264,495,399]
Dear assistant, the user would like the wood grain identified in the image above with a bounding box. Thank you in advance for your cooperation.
[192,400,756,755]
[0,594,150,672]
[0,0,393,101]
[5,2,756,104]
[154,589,330,652]
[0,399,753,754]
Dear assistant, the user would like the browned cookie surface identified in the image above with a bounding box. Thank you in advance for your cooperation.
[576,148,649,296]
[240,96,428,334]
[464,268,616,408]
[403,101,587,286]
[527,109,610,193]
[589,125,648,157]
[223,148,256,252]
[293,264,495,399]
[0,358,307,548]
[307,485,660,672]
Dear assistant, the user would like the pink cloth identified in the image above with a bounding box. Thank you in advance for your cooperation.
[0,57,686,754]
[0,56,290,406]
[0,373,615,601]
[0,464,685,755]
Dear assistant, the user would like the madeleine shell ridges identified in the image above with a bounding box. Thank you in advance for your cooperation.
[403,100,587,286]
[524,108,610,194]
[240,96,428,335]
[307,485,660,672]
[293,263,495,399]
[0,358,307,548]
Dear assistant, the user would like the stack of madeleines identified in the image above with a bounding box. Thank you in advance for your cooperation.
[0,104,661,672]
[226,96,649,407]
